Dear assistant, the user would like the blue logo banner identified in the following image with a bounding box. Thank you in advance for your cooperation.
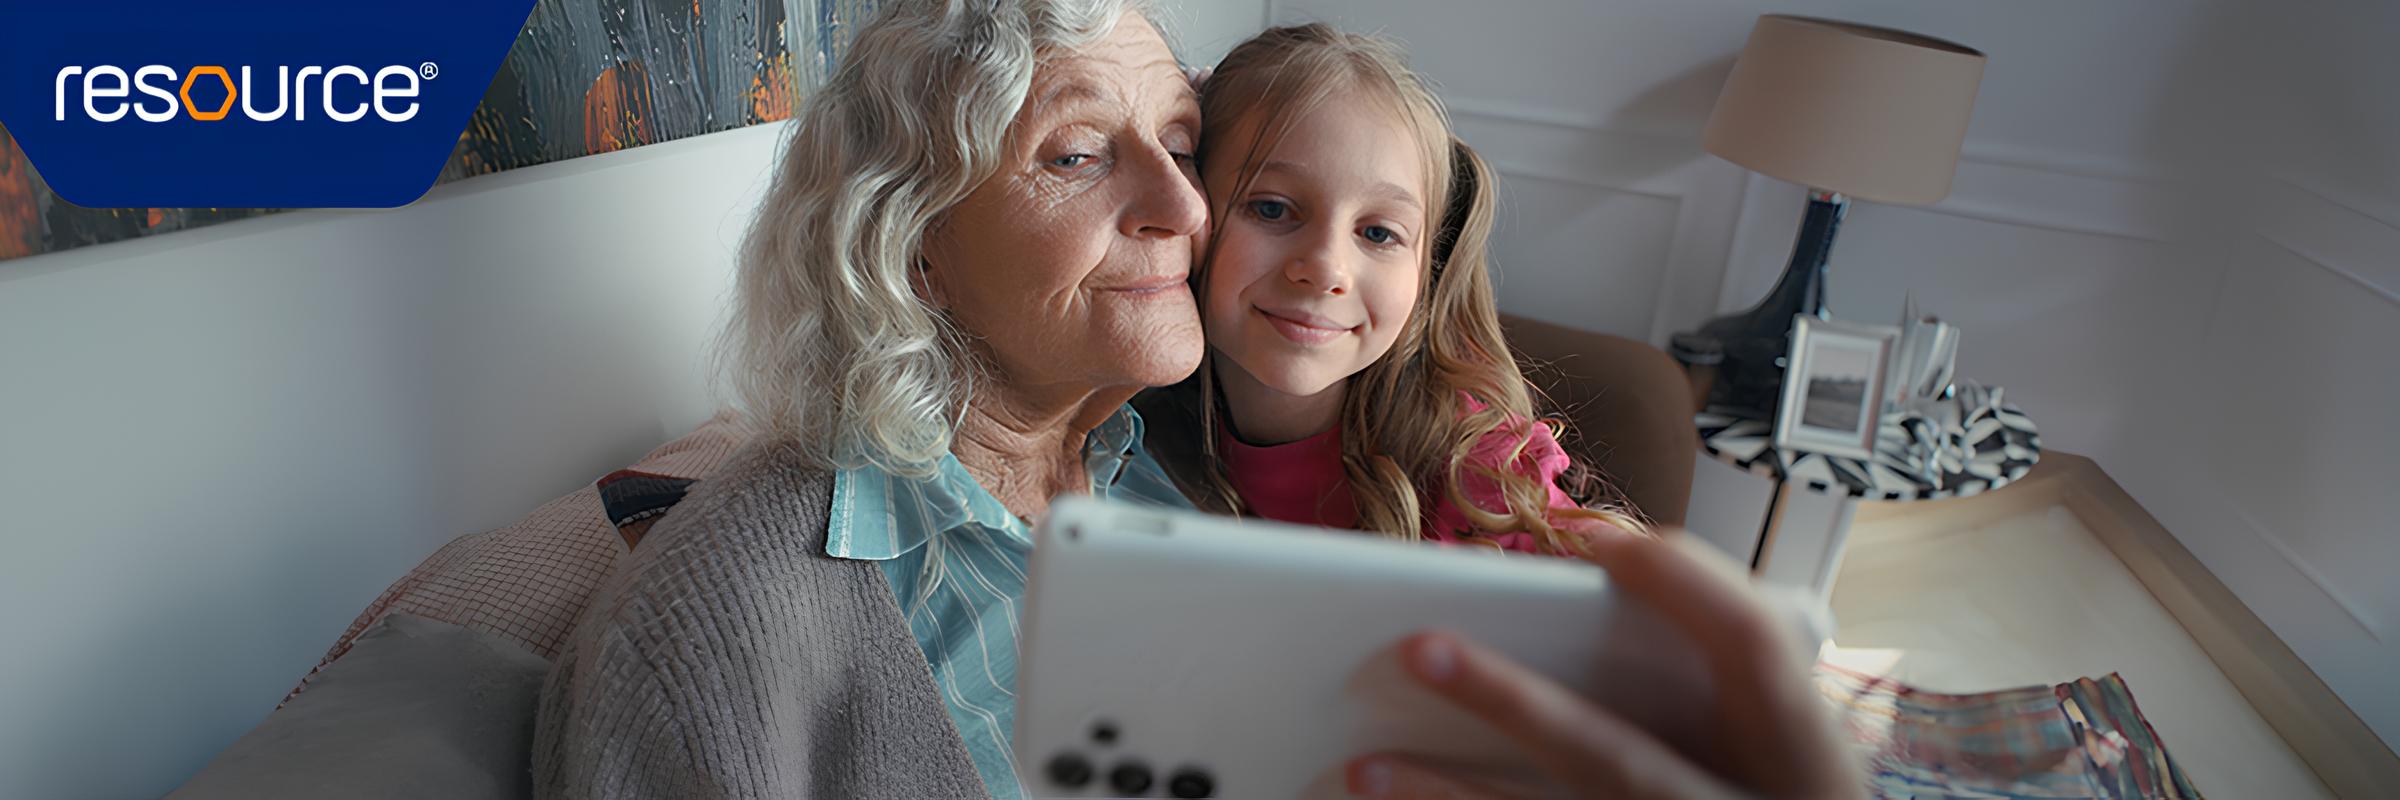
[0,0,537,208]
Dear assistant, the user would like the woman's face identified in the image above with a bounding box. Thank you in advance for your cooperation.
[921,13,1207,399]
[1200,93,1428,401]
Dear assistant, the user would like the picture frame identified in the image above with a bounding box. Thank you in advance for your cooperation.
[1774,315,1900,461]
[1883,293,1962,413]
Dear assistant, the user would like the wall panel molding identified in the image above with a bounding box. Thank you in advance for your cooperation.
[1448,100,1749,344]
[1448,99,2188,316]
[1482,159,1683,203]
[2258,180,2400,307]
[2234,507,2385,640]
[2190,225,2400,654]
[1476,166,1683,339]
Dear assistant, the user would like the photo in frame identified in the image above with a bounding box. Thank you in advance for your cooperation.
[1773,315,1899,461]
[1,0,889,263]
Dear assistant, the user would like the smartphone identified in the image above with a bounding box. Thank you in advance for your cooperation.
[1013,496,1823,798]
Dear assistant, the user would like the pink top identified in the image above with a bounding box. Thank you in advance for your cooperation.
[1219,406,1581,556]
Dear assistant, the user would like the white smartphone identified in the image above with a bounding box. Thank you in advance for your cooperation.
[1012,496,1830,799]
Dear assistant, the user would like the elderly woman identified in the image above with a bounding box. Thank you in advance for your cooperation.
[531,1,1203,797]
[534,1,1854,798]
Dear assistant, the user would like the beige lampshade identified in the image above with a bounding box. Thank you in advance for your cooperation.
[1703,15,1985,206]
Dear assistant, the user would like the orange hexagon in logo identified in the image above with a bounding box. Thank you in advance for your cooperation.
[180,66,237,121]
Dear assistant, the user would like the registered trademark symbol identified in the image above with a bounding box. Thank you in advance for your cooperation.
[420,62,439,80]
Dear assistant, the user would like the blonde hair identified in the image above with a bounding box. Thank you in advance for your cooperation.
[1167,24,1647,556]
[723,0,1157,477]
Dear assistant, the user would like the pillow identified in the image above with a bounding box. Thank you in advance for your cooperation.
[285,409,748,700]
[169,615,550,800]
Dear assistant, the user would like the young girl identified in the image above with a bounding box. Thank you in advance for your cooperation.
[1146,24,1645,557]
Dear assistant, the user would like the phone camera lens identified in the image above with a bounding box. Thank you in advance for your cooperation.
[1045,753,1093,788]
[1167,767,1214,798]
[1109,761,1154,795]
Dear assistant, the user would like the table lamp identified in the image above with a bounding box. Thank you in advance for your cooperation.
[1684,14,1985,419]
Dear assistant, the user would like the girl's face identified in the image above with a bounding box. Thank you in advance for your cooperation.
[1201,92,1428,401]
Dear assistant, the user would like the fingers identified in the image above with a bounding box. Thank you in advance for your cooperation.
[1577,531,1859,796]
[1582,530,1804,698]
[1384,631,1734,800]
[1554,512,1642,553]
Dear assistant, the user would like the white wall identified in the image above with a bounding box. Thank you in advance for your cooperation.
[1274,0,2399,752]
[1162,0,1269,65]
[0,5,1271,797]
[0,124,780,799]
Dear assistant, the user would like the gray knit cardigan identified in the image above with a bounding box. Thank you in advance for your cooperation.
[532,440,992,798]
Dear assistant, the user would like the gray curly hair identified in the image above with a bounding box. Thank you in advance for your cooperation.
[724,0,1166,477]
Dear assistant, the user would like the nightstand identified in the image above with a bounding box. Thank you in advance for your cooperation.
[1693,397,2041,594]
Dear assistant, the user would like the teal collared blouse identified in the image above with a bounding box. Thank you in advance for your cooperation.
[824,405,1190,800]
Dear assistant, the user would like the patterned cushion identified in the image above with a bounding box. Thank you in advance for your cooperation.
[284,410,749,700]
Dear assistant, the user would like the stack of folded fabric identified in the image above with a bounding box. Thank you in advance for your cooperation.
[1817,663,2204,799]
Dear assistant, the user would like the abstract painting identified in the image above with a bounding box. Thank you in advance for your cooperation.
[0,0,885,263]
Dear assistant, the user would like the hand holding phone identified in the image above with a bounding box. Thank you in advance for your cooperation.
[1345,533,1864,800]
[1013,498,1836,799]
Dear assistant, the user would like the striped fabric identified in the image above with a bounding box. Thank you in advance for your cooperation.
[2058,673,2205,798]
[1818,663,2202,799]
[825,405,1190,800]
